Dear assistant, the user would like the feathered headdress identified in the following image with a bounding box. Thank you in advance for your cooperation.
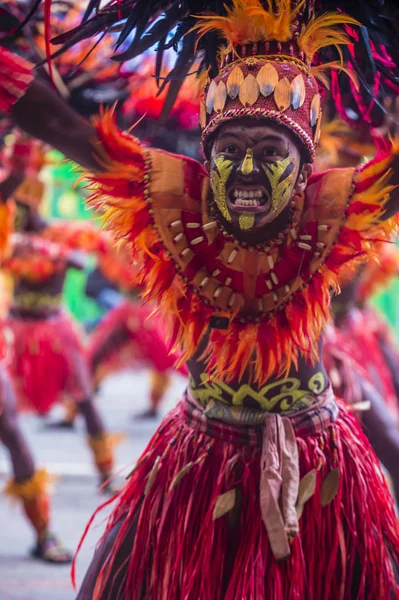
[315,117,376,171]
[41,0,399,150]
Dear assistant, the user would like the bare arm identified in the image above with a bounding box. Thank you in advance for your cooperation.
[11,78,100,171]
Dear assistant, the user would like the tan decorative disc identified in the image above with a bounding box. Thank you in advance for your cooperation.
[274,77,292,111]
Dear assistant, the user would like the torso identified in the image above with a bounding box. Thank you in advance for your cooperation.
[187,335,328,414]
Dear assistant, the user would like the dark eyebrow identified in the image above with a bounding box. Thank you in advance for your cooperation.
[217,132,241,141]
[253,135,286,144]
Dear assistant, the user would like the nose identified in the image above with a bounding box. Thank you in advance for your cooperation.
[238,149,260,178]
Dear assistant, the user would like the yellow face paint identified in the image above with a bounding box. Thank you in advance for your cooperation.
[239,214,255,230]
[240,148,254,175]
[262,156,296,215]
[210,155,233,222]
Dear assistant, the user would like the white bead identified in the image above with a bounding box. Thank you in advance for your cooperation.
[271,272,279,285]
[174,233,184,243]
[298,242,312,251]
[186,222,201,229]
[227,249,238,264]
[191,236,205,245]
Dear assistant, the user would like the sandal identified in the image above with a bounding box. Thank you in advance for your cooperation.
[31,531,72,564]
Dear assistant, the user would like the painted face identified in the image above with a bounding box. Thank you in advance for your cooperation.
[209,119,308,235]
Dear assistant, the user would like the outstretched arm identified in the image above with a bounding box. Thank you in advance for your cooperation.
[0,47,99,171]
[11,78,99,171]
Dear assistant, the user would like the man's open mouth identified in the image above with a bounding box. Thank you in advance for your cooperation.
[227,186,270,211]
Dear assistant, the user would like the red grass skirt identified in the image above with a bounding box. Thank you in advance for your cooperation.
[4,311,91,415]
[88,300,186,383]
[81,400,399,600]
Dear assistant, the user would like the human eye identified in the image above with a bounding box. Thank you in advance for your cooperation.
[221,143,239,154]
[261,147,279,158]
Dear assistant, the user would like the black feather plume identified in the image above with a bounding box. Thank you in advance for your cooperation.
[43,0,399,125]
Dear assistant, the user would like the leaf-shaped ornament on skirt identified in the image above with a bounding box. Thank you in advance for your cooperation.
[213,489,237,520]
[296,468,317,519]
[321,468,340,507]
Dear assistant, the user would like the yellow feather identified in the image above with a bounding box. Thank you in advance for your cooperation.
[192,0,305,50]
[298,13,360,63]
[311,61,358,90]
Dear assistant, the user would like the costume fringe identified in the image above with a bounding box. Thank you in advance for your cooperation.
[88,300,186,385]
[85,110,399,386]
[87,433,124,476]
[4,468,54,501]
[77,403,399,600]
[5,233,68,283]
[0,47,33,115]
[325,309,399,418]
[5,311,90,415]
[4,469,53,535]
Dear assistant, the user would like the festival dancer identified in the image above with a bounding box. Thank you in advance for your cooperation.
[0,132,71,563]
[315,116,399,502]
[4,1,399,596]
[1,137,120,492]
[86,243,187,420]
[324,243,399,503]
[82,70,195,420]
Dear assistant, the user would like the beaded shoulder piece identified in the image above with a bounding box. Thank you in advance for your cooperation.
[85,109,398,384]
[4,233,68,283]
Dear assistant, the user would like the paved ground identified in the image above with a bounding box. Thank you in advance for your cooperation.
[0,372,186,600]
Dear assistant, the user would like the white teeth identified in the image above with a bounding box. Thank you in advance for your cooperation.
[235,198,261,207]
[231,189,265,207]
[235,198,260,206]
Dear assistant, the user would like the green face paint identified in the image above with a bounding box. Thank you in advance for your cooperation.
[262,156,296,215]
[210,155,233,222]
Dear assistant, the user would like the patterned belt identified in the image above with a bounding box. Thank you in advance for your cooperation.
[182,386,338,563]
